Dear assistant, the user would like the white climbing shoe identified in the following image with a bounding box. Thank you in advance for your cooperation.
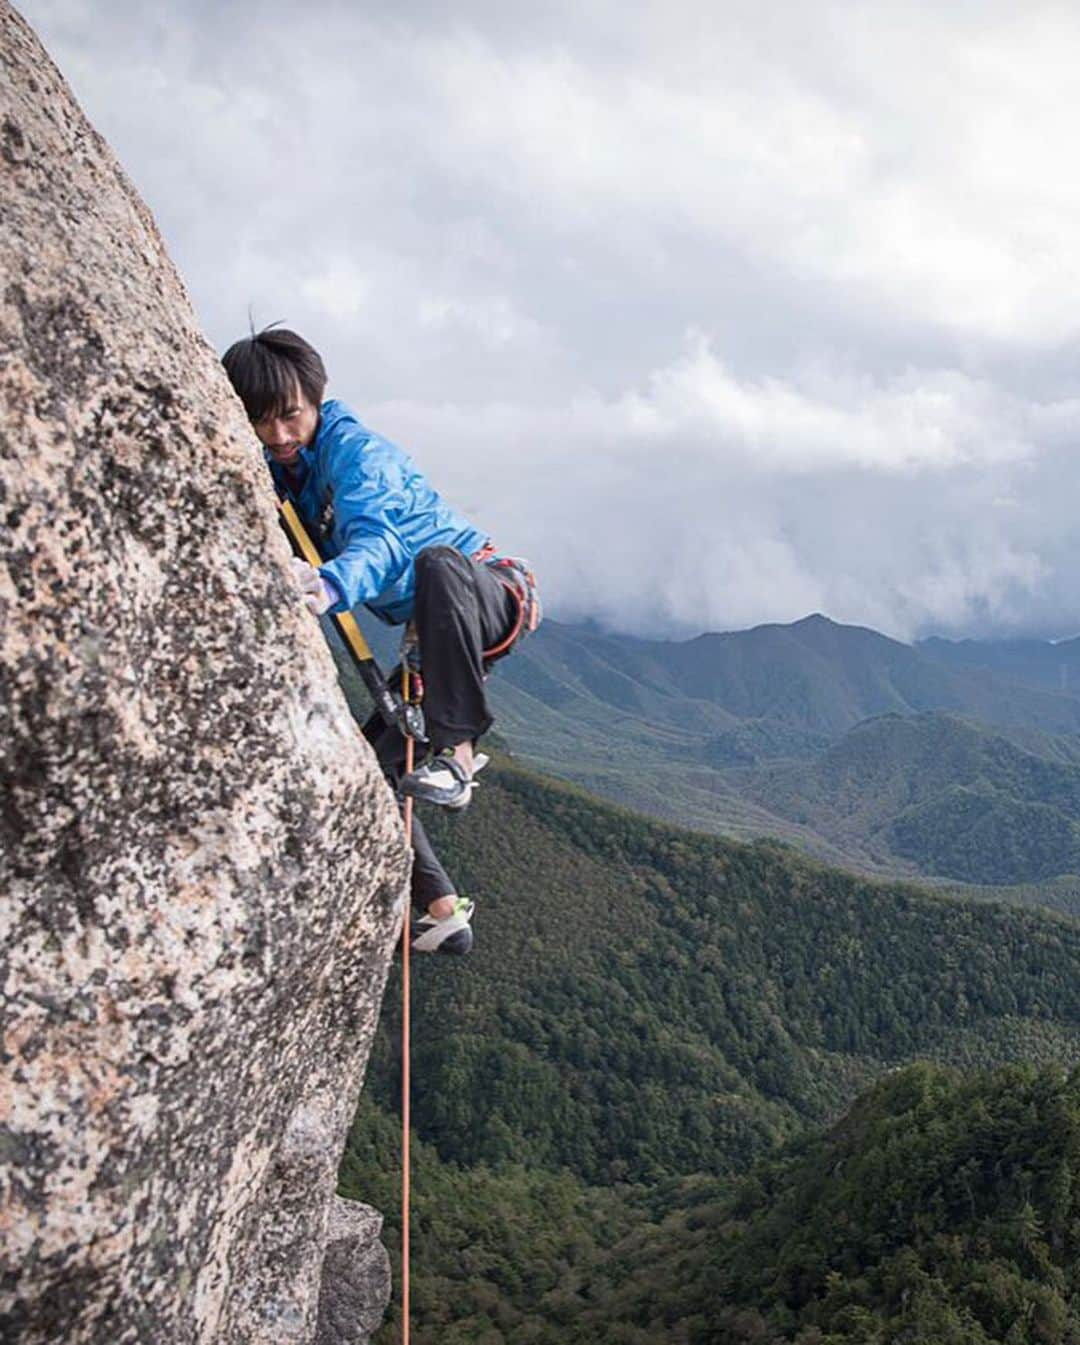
[411,898,475,955]
[400,752,489,811]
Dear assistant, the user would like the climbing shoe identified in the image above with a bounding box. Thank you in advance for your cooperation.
[411,898,475,955]
[399,752,488,811]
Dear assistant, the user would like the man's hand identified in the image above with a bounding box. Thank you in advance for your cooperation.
[290,557,337,616]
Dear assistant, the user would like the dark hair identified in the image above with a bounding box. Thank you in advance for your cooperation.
[221,326,327,423]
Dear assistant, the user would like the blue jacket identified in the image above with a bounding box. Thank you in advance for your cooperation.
[267,400,488,625]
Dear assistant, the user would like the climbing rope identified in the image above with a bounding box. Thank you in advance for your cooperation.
[400,665,414,1345]
[273,498,417,1341]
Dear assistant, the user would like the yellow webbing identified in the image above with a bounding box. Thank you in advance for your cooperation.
[278,499,376,664]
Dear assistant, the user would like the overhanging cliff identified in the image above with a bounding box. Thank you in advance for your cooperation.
[0,4,408,1341]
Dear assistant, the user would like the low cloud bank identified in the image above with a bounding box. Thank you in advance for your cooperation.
[21,0,1080,640]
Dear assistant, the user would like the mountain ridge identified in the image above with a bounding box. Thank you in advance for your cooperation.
[342,610,1080,892]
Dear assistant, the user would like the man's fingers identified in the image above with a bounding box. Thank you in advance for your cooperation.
[290,556,323,594]
[304,582,335,616]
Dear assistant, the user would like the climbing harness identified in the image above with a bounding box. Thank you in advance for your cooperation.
[275,496,419,1342]
[467,543,542,663]
[481,555,542,664]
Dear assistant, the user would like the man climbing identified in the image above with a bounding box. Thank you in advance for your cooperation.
[221,326,539,954]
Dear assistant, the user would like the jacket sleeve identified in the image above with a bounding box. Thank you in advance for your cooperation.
[315,438,410,612]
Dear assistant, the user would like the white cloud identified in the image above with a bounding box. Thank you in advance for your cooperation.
[368,334,1076,638]
[17,0,1080,640]
[417,294,542,351]
[300,262,373,322]
[630,337,1034,474]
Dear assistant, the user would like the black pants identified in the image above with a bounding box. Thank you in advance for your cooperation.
[412,546,517,751]
[364,704,456,909]
[363,546,517,908]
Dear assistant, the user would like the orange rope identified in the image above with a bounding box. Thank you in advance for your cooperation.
[400,667,414,1345]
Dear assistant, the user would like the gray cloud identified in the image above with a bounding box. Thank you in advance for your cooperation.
[18,0,1080,639]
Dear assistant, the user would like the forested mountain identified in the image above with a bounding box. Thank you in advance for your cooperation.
[362,760,1080,1183]
[737,711,1080,885]
[695,1061,1080,1343]
[344,1063,1080,1343]
[325,614,1080,1339]
[494,614,1080,745]
[345,611,1080,892]
[921,633,1080,697]
[341,758,1080,1341]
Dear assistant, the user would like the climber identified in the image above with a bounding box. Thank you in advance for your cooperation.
[221,326,540,953]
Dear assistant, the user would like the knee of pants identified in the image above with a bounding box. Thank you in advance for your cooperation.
[415,546,465,594]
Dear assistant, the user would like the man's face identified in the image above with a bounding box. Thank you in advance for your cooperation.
[252,386,320,466]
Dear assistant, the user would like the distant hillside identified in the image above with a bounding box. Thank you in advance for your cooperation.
[497,614,1080,742]
[922,632,1080,696]
[339,612,1080,891]
[489,616,1080,890]
[358,758,1080,1190]
[739,711,1080,884]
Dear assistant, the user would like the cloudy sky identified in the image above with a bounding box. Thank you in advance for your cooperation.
[19,0,1080,640]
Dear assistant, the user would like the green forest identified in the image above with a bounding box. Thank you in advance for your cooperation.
[343,1063,1080,1343]
[337,753,1080,1342]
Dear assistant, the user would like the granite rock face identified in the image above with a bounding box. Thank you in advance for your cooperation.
[315,1198,392,1345]
[0,5,407,1341]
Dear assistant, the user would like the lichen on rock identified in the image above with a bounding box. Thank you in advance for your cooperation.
[0,4,407,1341]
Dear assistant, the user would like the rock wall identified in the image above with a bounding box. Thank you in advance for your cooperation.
[315,1199,392,1345]
[0,5,407,1341]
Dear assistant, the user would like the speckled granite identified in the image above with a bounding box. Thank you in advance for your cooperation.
[0,5,406,1340]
